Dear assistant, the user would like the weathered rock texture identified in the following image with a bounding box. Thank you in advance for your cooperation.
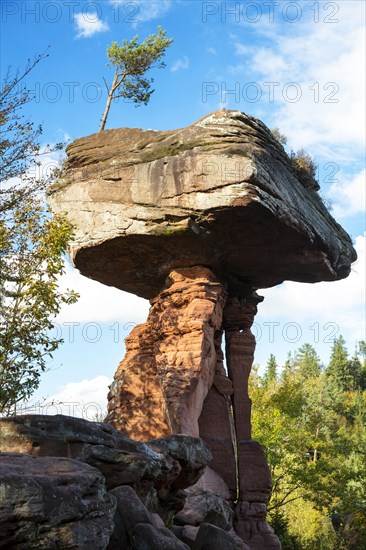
[49,109,356,299]
[0,416,216,549]
[0,453,116,549]
[174,487,234,531]
[0,414,211,519]
[194,523,239,550]
[108,485,189,550]
[48,109,357,548]
[107,266,226,439]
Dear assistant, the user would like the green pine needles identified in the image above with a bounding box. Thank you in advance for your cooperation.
[99,26,173,131]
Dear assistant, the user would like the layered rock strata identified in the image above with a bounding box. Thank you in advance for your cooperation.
[0,415,215,549]
[0,453,116,549]
[105,266,277,547]
[48,109,357,548]
[0,414,212,518]
[48,110,355,299]
[106,266,226,439]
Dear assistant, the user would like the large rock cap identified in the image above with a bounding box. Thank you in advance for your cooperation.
[48,110,356,298]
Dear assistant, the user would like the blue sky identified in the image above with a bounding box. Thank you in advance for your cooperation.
[1,0,365,417]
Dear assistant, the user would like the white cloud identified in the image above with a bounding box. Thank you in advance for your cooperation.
[56,261,149,324]
[74,12,109,39]
[110,0,172,24]
[256,234,365,353]
[231,34,251,56]
[230,1,366,158]
[329,169,366,218]
[171,55,190,73]
[206,47,217,55]
[37,376,111,420]
[251,48,288,77]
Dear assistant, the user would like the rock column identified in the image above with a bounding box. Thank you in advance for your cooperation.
[107,266,227,439]
[198,329,237,499]
[107,273,280,548]
[224,294,280,549]
[223,294,261,440]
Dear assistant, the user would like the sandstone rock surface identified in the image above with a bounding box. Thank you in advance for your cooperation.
[0,453,115,549]
[0,414,172,491]
[174,488,234,531]
[48,110,356,299]
[148,434,213,490]
[47,110,357,549]
[108,485,189,550]
[1,416,219,549]
[193,523,238,550]
[106,266,226,439]
[0,414,211,517]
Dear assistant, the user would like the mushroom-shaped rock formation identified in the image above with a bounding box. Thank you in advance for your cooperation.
[48,110,356,549]
[49,110,355,299]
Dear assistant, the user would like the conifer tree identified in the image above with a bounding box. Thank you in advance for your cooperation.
[250,337,366,547]
[263,353,278,385]
[99,26,173,131]
[282,351,293,381]
[348,341,366,391]
[326,336,351,392]
[294,343,322,380]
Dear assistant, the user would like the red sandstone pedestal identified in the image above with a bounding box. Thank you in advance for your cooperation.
[106,268,280,548]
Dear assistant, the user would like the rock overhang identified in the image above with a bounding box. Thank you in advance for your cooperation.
[48,109,356,299]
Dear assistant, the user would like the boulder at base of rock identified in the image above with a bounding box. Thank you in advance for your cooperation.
[171,525,200,549]
[0,415,210,498]
[193,523,238,549]
[0,414,173,491]
[149,434,213,489]
[174,487,233,531]
[191,466,232,500]
[108,485,189,550]
[0,453,116,549]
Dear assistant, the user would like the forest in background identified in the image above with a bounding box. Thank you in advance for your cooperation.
[250,337,366,549]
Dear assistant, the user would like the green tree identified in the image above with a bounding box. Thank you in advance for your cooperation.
[263,353,278,385]
[326,336,351,393]
[250,370,309,512]
[347,342,366,391]
[358,341,366,358]
[0,200,77,414]
[268,509,301,550]
[99,26,173,131]
[0,56,78,414]
[250,341,366,548]
[282,351,294,381]
[293,343,322,380]
[0,50,63,212]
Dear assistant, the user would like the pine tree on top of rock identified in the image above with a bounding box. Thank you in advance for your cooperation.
[99,26,173,131]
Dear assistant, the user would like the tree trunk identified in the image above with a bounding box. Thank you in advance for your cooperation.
[99,72,118,132]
